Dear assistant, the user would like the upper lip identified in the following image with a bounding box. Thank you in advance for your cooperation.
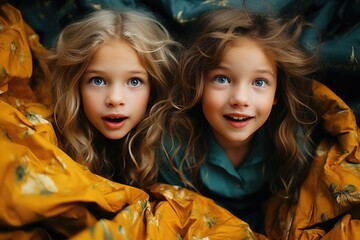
[102,113,128,119]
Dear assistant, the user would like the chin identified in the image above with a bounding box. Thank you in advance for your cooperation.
[102,133,126,140]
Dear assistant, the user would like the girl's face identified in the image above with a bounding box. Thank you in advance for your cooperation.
[202,37,277,149]
[80,39,150,140]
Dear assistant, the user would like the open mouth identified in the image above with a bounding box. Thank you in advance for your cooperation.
[224,115,252,122]
[103,117,127,123]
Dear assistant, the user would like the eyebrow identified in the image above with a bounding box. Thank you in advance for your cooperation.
[213,65,275,79]
[254,69,276,79]
[84,69,148,76]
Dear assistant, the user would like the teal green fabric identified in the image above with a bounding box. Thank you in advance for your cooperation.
[158,0,293,23]
[158,126,270,232]
[7,0,154,47]
[9,0,359,118]
[158,126,270,214]
[198,126,268,199]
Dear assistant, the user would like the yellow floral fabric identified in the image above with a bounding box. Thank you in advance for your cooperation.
[265,80,360,239]
[0,97,260,240]
[0,3,264,240]
[1,3,359,240]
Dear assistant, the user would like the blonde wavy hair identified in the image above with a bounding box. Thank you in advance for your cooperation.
[48,9,180,189]
[146,8,319,201]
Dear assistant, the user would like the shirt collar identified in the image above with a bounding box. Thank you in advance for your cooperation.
[206,125,267,168]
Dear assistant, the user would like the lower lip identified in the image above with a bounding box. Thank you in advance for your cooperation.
[103,119,127,130]
[226,118,251,128]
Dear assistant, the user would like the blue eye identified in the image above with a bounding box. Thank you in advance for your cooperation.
[214,75,230,84]
[90,77,105,86]
[128,78,142,87]
[253,79,267,87]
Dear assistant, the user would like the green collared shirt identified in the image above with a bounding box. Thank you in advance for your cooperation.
[158,126,271,226]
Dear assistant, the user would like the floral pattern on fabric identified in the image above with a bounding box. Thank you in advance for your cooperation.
[0,3,265,240]
[265,81,360,239]
[1,3,359,240]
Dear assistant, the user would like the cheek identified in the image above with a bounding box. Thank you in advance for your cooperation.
[80,91,92,109]
[202,89,224,111]
[259,99,276,119]
[81,99,94,121]
[202,91,213,115]
[80,89,98,118]
[137,90,151,114]
[202,89,223,122]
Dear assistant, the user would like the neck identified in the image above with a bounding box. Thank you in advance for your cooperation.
[212,131,254,168]
[223,141,251,168]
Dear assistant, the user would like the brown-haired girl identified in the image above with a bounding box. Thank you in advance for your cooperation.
[145,8,360,238]
[1,6,258,239]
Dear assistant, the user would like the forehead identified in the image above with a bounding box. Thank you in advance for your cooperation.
[225,36,273,58]
[206,36,277,81]
[85,39,148,76]
[222,37,275,63]
[89,39,140,64]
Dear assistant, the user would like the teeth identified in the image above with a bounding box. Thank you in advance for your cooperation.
[231,116,246,120]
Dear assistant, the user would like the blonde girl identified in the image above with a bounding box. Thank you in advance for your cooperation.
[49,9,179,189]
[0,6,264,239]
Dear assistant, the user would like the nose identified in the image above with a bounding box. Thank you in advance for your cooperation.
[229,83,250,107]
[105,85,125,107]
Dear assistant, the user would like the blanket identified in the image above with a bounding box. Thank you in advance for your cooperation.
[1,3,359,240]
[0,3,263,239]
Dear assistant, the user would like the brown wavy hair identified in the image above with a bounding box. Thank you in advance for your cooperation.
[146,8,319,201]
